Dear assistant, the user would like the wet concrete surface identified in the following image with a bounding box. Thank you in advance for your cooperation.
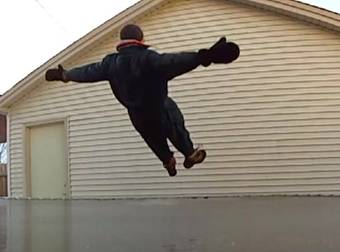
[0,197,340,252]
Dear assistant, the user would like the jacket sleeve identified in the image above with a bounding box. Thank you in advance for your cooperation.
[65,55,112,83]
[146,51,201,81]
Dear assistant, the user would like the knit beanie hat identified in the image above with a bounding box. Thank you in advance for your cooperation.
[120,24,144,41]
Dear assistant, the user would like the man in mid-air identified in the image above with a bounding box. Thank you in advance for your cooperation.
[45,24,239,176]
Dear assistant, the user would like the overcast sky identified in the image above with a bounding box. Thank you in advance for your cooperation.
[0,0,339,95]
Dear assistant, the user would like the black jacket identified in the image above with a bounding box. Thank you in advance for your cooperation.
[66,45,201,111]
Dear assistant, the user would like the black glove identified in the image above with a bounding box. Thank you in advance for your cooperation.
[45,64,68,82]
[198,37,240,67]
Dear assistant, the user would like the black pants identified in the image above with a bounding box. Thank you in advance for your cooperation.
[128,97,194,163]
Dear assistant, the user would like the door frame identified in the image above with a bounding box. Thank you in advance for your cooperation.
[23,117,70,199]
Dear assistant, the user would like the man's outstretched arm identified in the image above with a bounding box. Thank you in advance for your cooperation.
[45,55,112,83]
[148,37,240,80]
[148,51,201,81]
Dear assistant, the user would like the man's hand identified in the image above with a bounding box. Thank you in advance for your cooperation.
[45,64,68,82]
[198,37,240,67]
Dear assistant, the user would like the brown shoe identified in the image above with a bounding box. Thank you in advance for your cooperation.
[163,156,177,177]
[183,148,206,169]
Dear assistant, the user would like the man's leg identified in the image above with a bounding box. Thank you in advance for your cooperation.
[164,97,195,156]
[128,110,177,176]
[164,97,206,168]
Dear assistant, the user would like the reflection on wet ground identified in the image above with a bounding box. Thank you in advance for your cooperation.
[1,197,340,252]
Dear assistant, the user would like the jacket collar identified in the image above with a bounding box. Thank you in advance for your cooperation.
[116,39,150,51]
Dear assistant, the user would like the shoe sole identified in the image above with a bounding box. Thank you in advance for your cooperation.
[167,170,177,177]
[183,150,207,169]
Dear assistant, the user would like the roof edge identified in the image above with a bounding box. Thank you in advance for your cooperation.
[232,0,340,32]
[0,0,166,109]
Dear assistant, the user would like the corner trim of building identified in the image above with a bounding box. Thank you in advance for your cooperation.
[6,112,11,197]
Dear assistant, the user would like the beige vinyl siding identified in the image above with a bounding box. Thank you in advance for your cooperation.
[8,0,340,198]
